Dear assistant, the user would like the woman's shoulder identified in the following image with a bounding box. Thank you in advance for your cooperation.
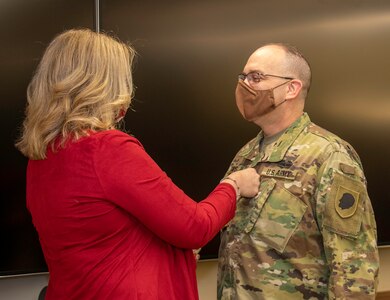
[67,130,145,157]
[90,129,143,147]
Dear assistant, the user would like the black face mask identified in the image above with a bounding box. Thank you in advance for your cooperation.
[235,79,290,121]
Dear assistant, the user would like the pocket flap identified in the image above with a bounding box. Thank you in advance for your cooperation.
[244,179,276,233]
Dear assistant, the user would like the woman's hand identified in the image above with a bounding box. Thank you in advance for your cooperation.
[221,168,260,198]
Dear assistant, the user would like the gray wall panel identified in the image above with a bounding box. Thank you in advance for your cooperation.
[0,0,94,275]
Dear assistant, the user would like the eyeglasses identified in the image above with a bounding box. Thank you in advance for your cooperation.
[238,72,294,84]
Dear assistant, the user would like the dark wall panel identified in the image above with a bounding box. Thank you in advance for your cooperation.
[0,0,94,275]
[101,0,390,258]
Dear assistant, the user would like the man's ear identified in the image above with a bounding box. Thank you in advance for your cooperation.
[285,79,303,100]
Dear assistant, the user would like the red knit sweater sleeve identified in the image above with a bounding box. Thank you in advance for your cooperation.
[92,130,236,249]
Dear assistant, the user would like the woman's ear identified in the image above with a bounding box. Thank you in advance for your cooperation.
[115,108,127,123]
[285,79,303,100]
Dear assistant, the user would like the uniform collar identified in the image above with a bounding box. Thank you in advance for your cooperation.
[243,113,311,165]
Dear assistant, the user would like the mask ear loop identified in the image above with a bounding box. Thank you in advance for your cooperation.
[271,80,292,107]
[271,79,292,90]
[274,98,287,107]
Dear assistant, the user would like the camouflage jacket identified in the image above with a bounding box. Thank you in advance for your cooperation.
[217,113,379,300]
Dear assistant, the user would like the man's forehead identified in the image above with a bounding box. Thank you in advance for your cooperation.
[244,45,285,72]
[250,45,285,62]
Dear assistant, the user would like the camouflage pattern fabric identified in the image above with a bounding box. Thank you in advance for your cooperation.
[217,113,379,300]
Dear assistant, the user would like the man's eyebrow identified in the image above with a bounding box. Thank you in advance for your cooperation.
[244,69,263,74]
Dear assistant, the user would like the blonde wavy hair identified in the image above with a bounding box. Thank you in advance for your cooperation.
[16,28,136,160]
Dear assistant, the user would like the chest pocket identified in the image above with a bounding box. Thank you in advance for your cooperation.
[244,178,308,253]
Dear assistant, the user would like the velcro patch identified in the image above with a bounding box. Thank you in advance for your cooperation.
[339,163,356,175]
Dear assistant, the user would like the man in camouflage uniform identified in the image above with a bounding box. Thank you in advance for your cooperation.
[217,43,379,299]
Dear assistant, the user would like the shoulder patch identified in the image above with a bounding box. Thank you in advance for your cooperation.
[334,184,359,218]
[323,172,366,237]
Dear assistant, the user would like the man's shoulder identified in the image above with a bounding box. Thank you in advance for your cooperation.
[305,122,349,149]
[304,122,362,165]
[306,122,341,144]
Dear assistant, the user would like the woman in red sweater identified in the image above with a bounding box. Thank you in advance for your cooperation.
[16,29,259,299]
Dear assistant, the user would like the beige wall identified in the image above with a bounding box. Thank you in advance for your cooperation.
[196,246,390,300]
